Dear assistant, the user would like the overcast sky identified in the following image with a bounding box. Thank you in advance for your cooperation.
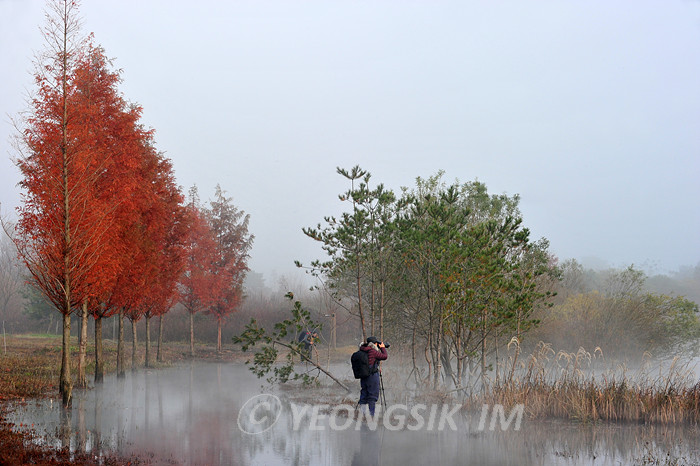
[1,0,699,285]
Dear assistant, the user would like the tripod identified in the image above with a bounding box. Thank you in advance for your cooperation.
[379,369,387,411]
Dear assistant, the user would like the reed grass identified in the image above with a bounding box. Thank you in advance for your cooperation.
[465,342,700,424]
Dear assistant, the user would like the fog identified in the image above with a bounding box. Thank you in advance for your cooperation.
[1,0,699,283]
[2,2,700,462]
[8,362,700,465]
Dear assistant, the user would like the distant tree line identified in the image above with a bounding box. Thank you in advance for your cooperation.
[530,261,700,359]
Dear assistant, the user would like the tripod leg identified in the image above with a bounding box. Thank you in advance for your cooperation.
[379,372,387,410]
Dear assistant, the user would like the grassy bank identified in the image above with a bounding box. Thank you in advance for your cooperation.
[0,333,245,465]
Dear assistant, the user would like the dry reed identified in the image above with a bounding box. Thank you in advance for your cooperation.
[466,342,700,424]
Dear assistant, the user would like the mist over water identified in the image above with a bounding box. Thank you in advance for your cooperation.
[7,362,700,465]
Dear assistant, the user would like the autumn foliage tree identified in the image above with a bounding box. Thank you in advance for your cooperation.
[67,41,164,382]
[179,188,220,357]
[11,0,115,406]
[133,150,188,368]
[10,0,189,398]
[206,186,253,354]
[179,186,252,356]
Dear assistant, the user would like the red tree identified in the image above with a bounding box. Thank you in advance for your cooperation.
[70,40,148,385]
[179,190,223,357]
[133,152,188,368]
[206,186,253,354]
[11,1,128,406]
[65,42,155,383]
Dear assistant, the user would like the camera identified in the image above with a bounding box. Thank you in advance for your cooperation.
[367,336,389,348]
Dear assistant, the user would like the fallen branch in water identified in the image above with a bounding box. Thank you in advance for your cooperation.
[233,294,350,393]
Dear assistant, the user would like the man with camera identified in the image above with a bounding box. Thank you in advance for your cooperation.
[298,329,318,361]
[358,336,388,416]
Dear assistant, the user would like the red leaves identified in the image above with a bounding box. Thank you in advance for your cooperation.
[179,204,220,315]
[179,188,252,322]
[15,39,187,324]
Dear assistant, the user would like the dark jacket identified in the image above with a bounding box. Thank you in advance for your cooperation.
[360,343,388,368]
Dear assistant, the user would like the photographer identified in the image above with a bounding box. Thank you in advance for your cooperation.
[358,336,388,416]
[297,329,318,361]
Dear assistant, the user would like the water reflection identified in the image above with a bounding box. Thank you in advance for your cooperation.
[351,424,380,466]
[6,362,700,465]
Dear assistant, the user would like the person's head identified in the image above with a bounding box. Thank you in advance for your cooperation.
[366,336,379,345]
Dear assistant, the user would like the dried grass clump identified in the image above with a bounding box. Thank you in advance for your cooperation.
[467,342,700,425]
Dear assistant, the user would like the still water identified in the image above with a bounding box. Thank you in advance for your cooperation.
[7,362,700,465]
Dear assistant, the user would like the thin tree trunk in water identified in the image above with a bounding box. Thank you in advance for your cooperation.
[441,344,454,388]
[94,315,103,383]
[58,0,72,409]
[379,280,385,341]
[411,323,419,385]
[117,310,125,378]
[60,312,72,407]
[217,318,222,355]
[480,306,487,391]
[456,318,462,385]
[189,311,194,357]
[434,310,444,389]
[131,319,138,371]
[145,315,151,368]
[356,263,366,341]
[370,275,375,336]
[77,300,88,388]
[157,315,164,362]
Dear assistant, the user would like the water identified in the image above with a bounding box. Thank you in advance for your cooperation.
[6,362,700,465]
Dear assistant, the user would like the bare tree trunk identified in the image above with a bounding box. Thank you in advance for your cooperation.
[356,262,366,341]
[58,0,74,410]
[131,318,138,371]
[94,315,103,383]
[217,318,222,355]
[117,310,125,378]
[379,280,385,341]
[189,311,194,357]
[411,322,419,385]
[331,313,336,349]
[60,312,72,407]
[370,275,375,336]
[480,307,487,391]
[145,315,151,368]
[76,300,88,388]
[157,314,164,363]
[434,309,444,389]
[455,318,463,385]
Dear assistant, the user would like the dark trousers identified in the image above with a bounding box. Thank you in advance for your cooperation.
[359,371,380,415]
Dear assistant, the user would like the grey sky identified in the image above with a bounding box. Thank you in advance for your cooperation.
[1,0,699,284]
